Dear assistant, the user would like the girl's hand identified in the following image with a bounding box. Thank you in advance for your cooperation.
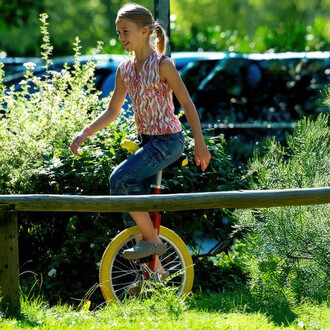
[70,129,90,156]
[194,141,211,171]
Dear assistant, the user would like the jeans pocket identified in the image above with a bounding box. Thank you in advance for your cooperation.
[151,137,171,160]
[140,134,184,169]
[140,143,164,169]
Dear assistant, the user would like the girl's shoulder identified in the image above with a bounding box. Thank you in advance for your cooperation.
[156,53,175,66]
[158,55,176,74]
[158,55,178,81]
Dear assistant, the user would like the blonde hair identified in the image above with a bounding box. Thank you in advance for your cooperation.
[117,3,168,54]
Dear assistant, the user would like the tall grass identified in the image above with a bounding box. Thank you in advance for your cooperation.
[1,288,329,329]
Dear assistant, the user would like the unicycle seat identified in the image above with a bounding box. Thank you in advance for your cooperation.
[120,139,188,169]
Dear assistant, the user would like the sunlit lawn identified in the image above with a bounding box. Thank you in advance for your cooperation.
[1,288,329,329]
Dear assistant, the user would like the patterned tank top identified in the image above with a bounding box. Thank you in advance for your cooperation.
[118,51,182,135]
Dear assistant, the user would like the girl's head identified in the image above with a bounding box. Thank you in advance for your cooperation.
[116,3,167,54]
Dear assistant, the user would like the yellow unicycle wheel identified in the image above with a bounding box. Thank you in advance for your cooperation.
[99,225,194,303]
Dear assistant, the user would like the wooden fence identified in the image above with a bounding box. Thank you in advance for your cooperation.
[1,187,329,313]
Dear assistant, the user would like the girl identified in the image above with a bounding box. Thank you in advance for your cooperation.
[70,3,211,260]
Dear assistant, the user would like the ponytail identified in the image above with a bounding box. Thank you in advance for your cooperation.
[153,20,167,54]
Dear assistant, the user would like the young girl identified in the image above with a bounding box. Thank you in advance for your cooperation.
[70,3,211,260]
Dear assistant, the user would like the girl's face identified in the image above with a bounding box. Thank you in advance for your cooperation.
[116,17,148,52]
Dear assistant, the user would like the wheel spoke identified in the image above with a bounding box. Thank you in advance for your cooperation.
[112,257,139,272]
[113,281,137,288]
[111,270,137,281]
[161,257,181,270]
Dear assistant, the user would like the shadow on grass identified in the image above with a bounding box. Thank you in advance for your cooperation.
[190,288,298,327]
[0,306,38,327]
[14,312,39,327]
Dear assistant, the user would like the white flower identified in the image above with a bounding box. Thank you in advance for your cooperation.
[53,158,63,167]
[48,268,57,277]
[90,243,95,248]
[51,71,61,78]
[77,91,86,99]
[45,83,55,91]
[297,320,305,328]
[23,62,37,70]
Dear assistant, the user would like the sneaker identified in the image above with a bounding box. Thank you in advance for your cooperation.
[122,240,166,260]
[127,271,170,296]
[157,270,170,282]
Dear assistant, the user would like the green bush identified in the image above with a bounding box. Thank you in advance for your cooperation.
[192,240,248,293]
[171,17,330,53]
[235,114,330,305]
[0,14,243,303]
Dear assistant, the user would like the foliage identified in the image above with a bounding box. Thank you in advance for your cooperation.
[322,84,330,107]
[235,114,330,305]
[193,240,248,293]
[171,0,329,39]
[0,0,45,30]
[0,14,243,303]
[0,0,153,57]
[171,17,330,53]
[161,130,245,253]
[1,0,329,56]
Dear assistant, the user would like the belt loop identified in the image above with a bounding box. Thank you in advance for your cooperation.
[137,134,143,145]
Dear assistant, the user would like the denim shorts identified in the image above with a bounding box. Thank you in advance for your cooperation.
[110,131,185,227]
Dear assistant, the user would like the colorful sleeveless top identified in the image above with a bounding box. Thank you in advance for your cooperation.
[118,51,182,135]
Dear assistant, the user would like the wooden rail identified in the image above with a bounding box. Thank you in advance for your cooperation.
[0,188,329,212]
[0,187,329,313]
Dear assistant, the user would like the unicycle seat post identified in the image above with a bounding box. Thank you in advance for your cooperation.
[150,170,165,194]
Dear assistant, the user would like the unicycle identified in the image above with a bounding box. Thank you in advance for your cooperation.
[99,140,194,303]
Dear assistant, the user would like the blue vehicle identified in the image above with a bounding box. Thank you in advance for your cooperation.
[2,51,329,124]
[190,51,330,125]
[1,51,225,114]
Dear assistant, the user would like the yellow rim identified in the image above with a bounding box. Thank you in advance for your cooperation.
[99,225,194,304]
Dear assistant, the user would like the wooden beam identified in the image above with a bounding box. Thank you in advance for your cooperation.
[0,207,20,314]
[0,187,329,313]
[0,188,328,213]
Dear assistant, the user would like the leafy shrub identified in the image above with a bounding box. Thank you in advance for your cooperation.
[0,14,244,303]
[193,240,248,293]
[171,17,330,52]
[236,114,330,304]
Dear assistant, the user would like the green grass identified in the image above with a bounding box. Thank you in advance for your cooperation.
[1,288,329,329]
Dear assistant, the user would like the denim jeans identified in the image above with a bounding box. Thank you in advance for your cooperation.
[110,131,185,227]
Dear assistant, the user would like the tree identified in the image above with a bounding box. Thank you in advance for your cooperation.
[0,0,329,56]
[0,0,44,29]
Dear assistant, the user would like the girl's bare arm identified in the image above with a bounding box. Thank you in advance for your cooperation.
[160,59,211,171]
[70,68,127,155]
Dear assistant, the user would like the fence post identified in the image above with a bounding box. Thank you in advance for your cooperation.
[0,205,20,314]
[154,0,171,56]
